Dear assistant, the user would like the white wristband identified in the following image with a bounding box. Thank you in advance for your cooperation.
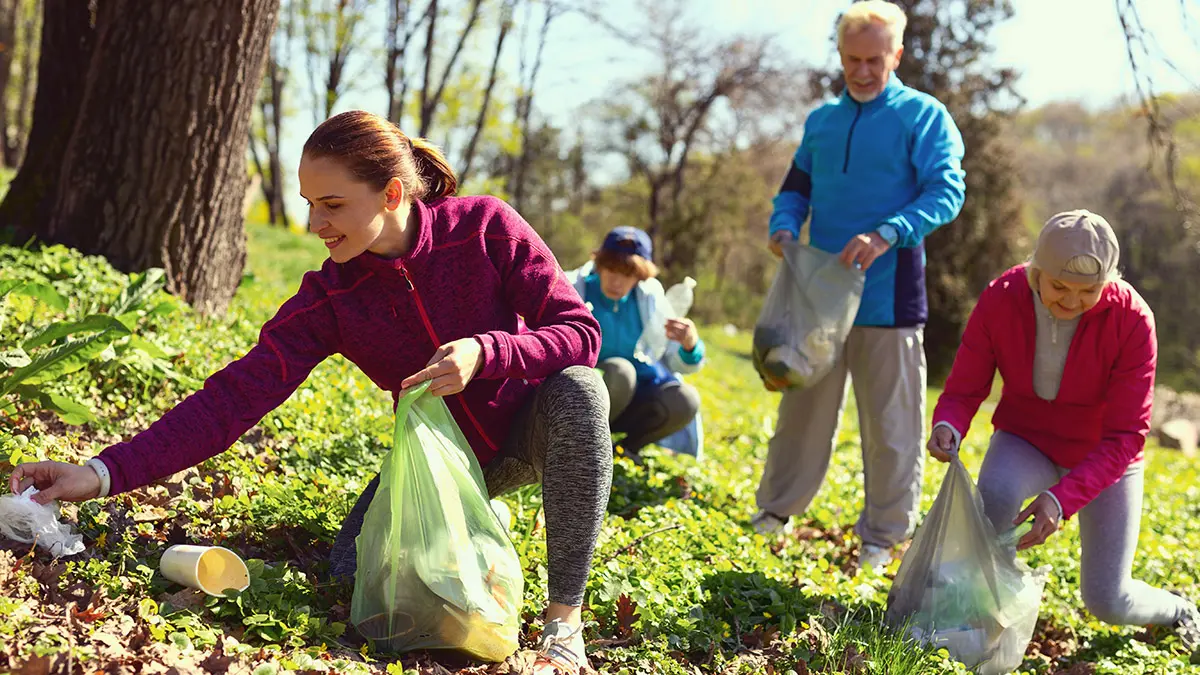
[932,421,963,453]
[85,458,111,498]
[1041,490,1064,522]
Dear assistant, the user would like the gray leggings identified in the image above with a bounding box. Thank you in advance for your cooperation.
[329,366,613,607]
[599,357,700,453]
[978,430,1190,626]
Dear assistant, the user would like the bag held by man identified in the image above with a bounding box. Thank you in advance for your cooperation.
[752,242,863,390]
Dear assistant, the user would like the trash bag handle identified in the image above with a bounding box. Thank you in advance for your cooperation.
[778,242,823,318]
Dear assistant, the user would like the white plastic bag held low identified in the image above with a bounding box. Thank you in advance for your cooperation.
[886,458,1049,675]
[752,242,864,390]
[0,487,86,556]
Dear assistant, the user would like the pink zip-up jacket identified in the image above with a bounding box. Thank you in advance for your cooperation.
[932,264,1156,520]
[97,196,601,495]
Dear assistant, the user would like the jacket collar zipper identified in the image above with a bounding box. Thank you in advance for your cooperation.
[396,261,498,451]
[843,100,862,173]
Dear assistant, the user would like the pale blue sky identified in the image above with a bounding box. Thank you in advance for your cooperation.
[279,0,1199,222]
[530,0,1198,119]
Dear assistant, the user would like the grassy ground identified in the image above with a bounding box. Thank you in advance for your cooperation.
[1,222,1199,674]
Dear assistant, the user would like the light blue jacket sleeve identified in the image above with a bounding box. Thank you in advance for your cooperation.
[883,103,966,248]
[768,115,816,238]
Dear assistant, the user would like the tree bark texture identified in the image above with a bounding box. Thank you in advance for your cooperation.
[0,0,93,237]
[0,0,17,169]
[5,0,280,315]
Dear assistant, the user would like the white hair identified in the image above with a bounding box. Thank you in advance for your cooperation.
[838,1,907,52]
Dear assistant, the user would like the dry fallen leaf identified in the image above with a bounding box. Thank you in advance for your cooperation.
[160,587,208,613]
[198,642,233,674]
[15,654,55,675]
[614,593,640,640]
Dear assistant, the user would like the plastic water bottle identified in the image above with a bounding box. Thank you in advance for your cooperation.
[664,277,697,319]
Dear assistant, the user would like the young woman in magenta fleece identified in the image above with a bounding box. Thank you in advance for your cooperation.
[8,110,611,673]
[928,209,1200,649]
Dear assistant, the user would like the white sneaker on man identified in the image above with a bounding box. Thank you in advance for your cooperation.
[750,509,790,535]
[858,543,892,571]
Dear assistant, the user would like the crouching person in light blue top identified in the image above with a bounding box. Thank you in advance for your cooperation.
[566,227,705,461]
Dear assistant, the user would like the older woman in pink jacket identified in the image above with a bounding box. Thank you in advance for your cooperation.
[928,210,1199,648]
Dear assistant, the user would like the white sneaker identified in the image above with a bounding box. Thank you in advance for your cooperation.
[750,509,790,535]
[490,499,512,533]
[858,544,892,571]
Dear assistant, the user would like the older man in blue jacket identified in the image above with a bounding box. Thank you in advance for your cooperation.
[753,0,966,571]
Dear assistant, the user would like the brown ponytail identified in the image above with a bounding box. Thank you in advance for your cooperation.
[302,110,458,202]
[409,136,458,201]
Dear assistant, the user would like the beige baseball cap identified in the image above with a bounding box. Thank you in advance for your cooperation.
[1033,209,1120,284]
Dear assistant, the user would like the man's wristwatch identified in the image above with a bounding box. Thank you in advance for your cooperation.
[876,224,899,247]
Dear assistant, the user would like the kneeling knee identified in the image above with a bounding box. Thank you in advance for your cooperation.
[1082,586,1136,626]
[665,383,702,420]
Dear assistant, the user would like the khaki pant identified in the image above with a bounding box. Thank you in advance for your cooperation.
[755,325,927,548]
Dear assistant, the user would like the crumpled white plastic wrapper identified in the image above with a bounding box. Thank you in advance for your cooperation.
[0,487,86,556]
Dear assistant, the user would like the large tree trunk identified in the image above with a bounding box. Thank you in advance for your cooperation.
[0,0,93,235]
[4,0,278,315]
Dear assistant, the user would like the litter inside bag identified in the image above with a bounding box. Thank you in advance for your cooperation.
[351,382,522,662]
[886,457,1050,675]
[752,242,864,390]
[0,487,86,556]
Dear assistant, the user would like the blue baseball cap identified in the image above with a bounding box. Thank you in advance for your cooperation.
[601,226,653,262]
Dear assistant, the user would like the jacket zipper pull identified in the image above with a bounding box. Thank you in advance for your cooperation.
[399,264,415,291]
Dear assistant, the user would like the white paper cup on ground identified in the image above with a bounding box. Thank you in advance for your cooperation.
[160,545,250,596]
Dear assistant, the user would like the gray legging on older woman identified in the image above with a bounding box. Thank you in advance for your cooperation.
[979,430,1191,626]
[598,357,700,454]
[328,365,613,608]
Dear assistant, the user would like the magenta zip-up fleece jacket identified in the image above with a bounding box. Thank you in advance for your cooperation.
[97,195,601,495]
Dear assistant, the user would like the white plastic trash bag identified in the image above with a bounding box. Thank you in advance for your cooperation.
[0,487,86,556]
[752,242,863,390]
[886,457,1050,675]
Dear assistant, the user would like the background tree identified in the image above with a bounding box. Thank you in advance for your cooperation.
[0,0,95,234]
[458,0,517,185]
[303,0,374,125]
[505,0,560,213]
[251,0,297,228]
[384,0,429,124]
[0,0,280,315]
[1013,95,1200,390]
[0,0,38,170]
[590,0,789,274]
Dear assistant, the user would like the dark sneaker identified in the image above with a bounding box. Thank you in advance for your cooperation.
[1171,591,1200,653]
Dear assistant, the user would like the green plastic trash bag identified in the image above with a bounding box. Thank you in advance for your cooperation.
[752,242,864,390]
[350,382,523,661]
[886,456,1050,675]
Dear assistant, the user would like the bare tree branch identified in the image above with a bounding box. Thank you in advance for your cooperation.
[460,0,515,184]
[1116,0,1197,229]
[509,0,560,211]
[419,0,438,133]
[420,0,485,137]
